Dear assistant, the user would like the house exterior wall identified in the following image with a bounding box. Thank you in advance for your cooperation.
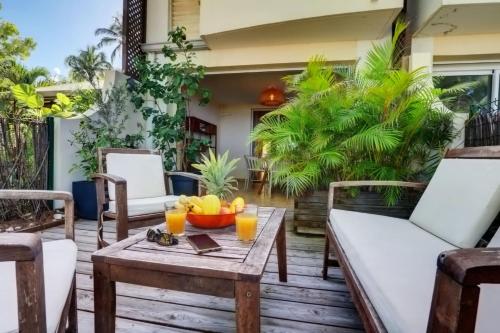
[51,71,147,207]
[135,0,500,175]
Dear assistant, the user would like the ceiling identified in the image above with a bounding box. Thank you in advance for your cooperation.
[201,70,299,105]
[417,3,500,36]
[202,9,401,49]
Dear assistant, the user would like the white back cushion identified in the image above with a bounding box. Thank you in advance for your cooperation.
[410,159,500,248]
[107,153,166,200]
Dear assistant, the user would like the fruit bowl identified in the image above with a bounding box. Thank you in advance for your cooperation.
[186,212,236,229]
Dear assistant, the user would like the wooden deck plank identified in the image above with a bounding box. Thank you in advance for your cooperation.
[41,220,363,332]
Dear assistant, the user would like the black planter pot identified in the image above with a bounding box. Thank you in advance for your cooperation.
[170,174,199,196]
[72,180,98,220]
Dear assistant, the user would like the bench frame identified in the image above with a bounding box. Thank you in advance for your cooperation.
[0,190,77,333]
[322,146,500,333]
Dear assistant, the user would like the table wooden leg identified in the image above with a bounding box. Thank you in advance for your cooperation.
[276,220,287,282]
[235,281,260,333]
[93,262,116,333]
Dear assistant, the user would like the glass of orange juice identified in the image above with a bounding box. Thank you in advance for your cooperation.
[165,203,186,236]
[236,204,258,242]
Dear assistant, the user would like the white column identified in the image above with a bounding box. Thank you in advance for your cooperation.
[146,0,170,44]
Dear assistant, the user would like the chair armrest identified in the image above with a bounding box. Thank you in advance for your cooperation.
[0,233,42,262]
[437,247,500,285]
[427,248,500,332]
[166,171,201,181]
[0,190,75,240]
[92,172,126,184]
[0,233,46,330]
[330,180,427,190]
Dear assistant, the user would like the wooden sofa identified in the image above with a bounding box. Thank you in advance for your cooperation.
[323,146,500,333]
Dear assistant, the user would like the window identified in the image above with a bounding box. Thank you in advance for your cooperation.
[171,0,200,40]
[434,74,492,113]
[433,65,500,113]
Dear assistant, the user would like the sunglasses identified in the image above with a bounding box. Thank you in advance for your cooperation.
[146,228,179,246]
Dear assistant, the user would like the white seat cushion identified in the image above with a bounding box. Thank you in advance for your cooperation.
[410,159,500,248]
[0,239,77,333]
[106,153,166,200]
[330,209,456,333]
[475,230,500,333]
[108,195,178,216]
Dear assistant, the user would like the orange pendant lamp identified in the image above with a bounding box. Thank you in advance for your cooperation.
[260,86,284,106]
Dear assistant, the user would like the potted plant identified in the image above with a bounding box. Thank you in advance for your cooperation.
[130,26,211,194]
[251,21,457,233]
[174,149,243,229]
[70,85,143,219]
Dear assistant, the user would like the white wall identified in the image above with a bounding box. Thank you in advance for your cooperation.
[217,104,260,179]
[189,98,219,125]
[52,71,146,207]
[53,117,84,208]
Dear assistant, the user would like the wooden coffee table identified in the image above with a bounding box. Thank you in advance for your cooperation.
[92,207,287,332]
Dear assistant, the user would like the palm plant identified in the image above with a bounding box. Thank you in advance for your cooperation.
[0,61,50,86]
[95,15,124,63]
[192,150,240,200]
[251,20,456,204]
[65,46,112,87]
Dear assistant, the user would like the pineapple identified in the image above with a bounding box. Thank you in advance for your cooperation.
[192,149,239,200]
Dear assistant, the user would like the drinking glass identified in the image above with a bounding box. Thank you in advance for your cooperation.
[236,204,258,242]
[165,203,186,236]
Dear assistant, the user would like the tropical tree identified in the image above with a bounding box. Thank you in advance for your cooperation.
[65,46,112,87]
[95,15,124,63]
[0,3,36,62]
[0,61,50,86]
[251,20,456,204]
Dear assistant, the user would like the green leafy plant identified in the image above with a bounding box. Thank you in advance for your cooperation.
[70,85,144,179]
[130,26,211,171]
[251,20,456,204]
[192,149,239,200]
[10,83,76,119]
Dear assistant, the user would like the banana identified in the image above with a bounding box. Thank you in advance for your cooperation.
[174,201,186,211]
[191,204,203,214]
[188,196,203,207]
[179,195,189,204]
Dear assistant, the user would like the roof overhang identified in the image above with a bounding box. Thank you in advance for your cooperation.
[410,0,500,37]
[199,0,403,48]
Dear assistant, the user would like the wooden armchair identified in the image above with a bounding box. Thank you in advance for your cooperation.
[92,148,202,248]
[0,190,77,333]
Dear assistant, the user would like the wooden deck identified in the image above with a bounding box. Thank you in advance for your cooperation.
[40,216,364,332]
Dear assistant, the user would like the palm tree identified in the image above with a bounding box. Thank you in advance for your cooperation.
[95,16,124,63]
[251,20,456,204]
[0,61,50,86]
[65,46,112,87]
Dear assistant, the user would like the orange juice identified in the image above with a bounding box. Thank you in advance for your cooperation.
[165,209,186,236]
[236,213,258,241]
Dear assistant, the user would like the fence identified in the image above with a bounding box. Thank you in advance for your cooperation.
[465,100,500,147]
[0,118,51,230]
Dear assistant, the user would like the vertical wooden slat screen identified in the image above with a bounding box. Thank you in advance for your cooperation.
[465,101,500,147]
[171,0,200,40]
[123,0,147,78]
